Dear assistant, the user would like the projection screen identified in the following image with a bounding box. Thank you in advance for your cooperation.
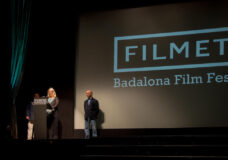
[74,0,228,129]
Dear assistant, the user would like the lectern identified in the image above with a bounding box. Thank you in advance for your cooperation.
[33,98,47,139]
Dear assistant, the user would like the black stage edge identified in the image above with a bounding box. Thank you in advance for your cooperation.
[1,127,228,159]
[73,127,228,139]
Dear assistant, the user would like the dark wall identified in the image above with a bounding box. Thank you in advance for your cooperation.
[16,0,77,139]
[2,0,11,139]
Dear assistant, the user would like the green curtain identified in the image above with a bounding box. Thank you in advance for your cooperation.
[10,0,31,138]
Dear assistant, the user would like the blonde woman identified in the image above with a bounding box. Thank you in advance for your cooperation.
[46,87,59,139]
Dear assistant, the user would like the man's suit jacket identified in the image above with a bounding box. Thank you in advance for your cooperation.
[84,97,99,120]
[26,102,34,121]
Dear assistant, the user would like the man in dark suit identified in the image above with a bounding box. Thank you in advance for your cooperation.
[84,90,99,139]
[26,93,40,140]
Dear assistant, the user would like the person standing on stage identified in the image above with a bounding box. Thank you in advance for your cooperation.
[84,90,99,139]
[46,87,59,139]
[26,93,40,140]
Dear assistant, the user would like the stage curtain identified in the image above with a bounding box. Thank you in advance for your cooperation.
[10,0,31,138]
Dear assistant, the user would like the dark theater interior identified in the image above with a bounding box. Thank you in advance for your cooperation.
[3,0,228,159]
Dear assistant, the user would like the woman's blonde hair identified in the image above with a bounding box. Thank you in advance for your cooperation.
[47,87,57,98]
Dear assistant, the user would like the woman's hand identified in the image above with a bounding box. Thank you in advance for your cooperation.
[46,109,53,114]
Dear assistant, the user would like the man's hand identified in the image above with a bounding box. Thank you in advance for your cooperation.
[26,116,30,120]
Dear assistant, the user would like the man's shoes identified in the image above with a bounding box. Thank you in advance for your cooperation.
[92,135,98,138]
[85,135,90,139]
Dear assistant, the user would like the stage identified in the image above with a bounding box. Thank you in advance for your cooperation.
[2,128,228,159]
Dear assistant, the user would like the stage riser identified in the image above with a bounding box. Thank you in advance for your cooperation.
[78,131,228,159]
[73,128,228,138]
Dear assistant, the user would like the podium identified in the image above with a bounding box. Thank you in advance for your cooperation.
[33,98,47,139]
